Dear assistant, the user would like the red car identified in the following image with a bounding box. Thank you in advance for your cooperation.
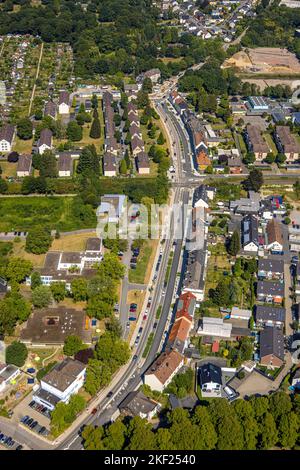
[91,408,97,415]
[143,314,147,321]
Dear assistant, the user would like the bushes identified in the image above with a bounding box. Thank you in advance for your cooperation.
[26,226,52,254]
[6,341,28,367]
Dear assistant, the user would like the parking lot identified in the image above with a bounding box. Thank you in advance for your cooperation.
[0,430,24,450]
[13,392,50,430]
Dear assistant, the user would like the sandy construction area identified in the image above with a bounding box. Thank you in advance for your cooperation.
[223,47,300,74]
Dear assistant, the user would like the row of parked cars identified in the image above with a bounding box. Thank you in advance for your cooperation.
[29,399,51,418]
[130,246,140,270]
[0,432,23,450]
[20,415,49,436]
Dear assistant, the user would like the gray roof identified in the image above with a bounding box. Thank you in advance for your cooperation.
[119,391,158,416]
[242,214,259,247]
[44,101,56,118]
[58,91,69,106]
[199,363,222,385]
[103,152,116,172]
[42,358,85,392]
[58,154,72,173]
[255,305,285,323]
[258,258,284,274]
[257,280,284,297]
[136,151,150,168]
[260,326,284,361]
[193,185,208,206]
[39,128,52,147]
[17,154,32,172]
[85,238,101,252]
[0,124,14,143]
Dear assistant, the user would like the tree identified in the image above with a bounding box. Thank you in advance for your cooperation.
[77,145,100,175]
[276,153,286,165]
[91,94,98,109]
[191,406,217,450]
[63,335,84,356]
[17,117,33,140]
[5,258,33,284]
[157,131,165,145]
[126,416,156,450]
[67,121,83,141]
[89,117,101,139]
[258,412,278,449]
[277,412,299,448]
[227,230,240,256]
[265,152,276,164]
[142,77,153,94]
[71,278,88,301]
[243,152,255,165]
[119,158,127,175]
[85,359,112,396]
[26,227,52,254]
[243,169,264,192]
[30,271,42,290]
[102,420,127,450]
[50,282,66,302]
[32,285,52,308]
[39,150,58,178]
[6,341,28,367]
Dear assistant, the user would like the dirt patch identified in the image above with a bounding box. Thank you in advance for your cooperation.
[224,47,300,75]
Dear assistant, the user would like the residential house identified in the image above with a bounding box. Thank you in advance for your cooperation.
[274,126,300,162]
[44,101,57,119]
[58,91,70,114]
[167,315,193,355]
[255,305,285,328]
[245,125,269,161]
[230,193,260,215]
[33,358,86,410]
[257,258,284,280]
[256,280,284,304]
[241,214,259,252]
[119,391,160,420]
[131,136,144,156]
[38,128,53,155]
[266,219,284,254]
[136,152,150,174]
[103,153,117,177]
[16,154,32,177]
[247,96,269,111]
[193,185,214,209]
[144,350,184,392]
[137,68,161,84]
[198,363,222,397]
[58,154,73,177]
[0,124,15,153]
[183,246,208,302]
[0,364,20,393]
[197,149,211,171]
[259,326,284,368]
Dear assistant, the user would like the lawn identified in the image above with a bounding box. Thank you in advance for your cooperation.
[13,137,34,154]
[235,132,247,154]
[263,132,278,155]
[0,196,96,232]
[128,240,157,284]
[51,231,97,252]
[0,161,17,178]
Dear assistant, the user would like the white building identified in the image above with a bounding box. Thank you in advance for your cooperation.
[198,363,222,398]
[33,358,86,410]
[198,317,232,338]
[0,125,15,153]
[97,194,127,223]
[231,307,252,321]
[144,350,184,392]
[0,364,20,393]
[58,91,70,115]
[38,128,53,155]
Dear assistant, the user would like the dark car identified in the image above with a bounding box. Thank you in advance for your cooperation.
[26,418,33,427]
[106,391,113,399]
[153,322,158,329]
[15,445,23,450]
[21,415,29,423]
[29,400,35,408]
[130,303,137,308]
[30,421,38,429]
[39,426,46,435]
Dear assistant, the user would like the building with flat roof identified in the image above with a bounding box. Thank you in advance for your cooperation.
[247,96,269,111]
[198,317,232,338]
[97,194,127,223]
[0,364,20,393]
[20,307,92,346]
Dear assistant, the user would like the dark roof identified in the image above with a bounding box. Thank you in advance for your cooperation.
[59,91,69,106]
[42,358,86,392]
[17,154,32,172]
[260,326,284,361]
[136,151,150,168]
[85,237,101,252]
[199,363,222,386]
[58,154,72,173]
[131,136,144,151]
[119,391,158,417]
[242,214,259,248]
[255,305,285,323]
[0,124,14,143]
[257,280,284,297]
[103,152,116,172]
[74,348,94,364]
[39,128,52,147]
[44,101,56,118]
[193,185,208,205]
[258,258,284,274]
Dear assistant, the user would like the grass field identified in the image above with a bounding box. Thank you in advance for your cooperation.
[128,240,157,284]
[51,231,97,251]
[0,161,17,178]
[13,137,34,154]
[263,132,278,155]
[0,196,96,232]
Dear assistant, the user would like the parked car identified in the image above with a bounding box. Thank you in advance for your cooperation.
[26,418,33,427]
[143,314,148,321]
[130,303,138,308]
[138,327,143,334]
[21,415,29,423]
[91,408,97,415]
[15,445,23,450]
[106,391,113,399]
